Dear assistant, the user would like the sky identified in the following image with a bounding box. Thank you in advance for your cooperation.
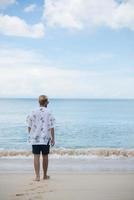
[0,0,134,99]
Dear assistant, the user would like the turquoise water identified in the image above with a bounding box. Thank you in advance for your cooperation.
[0,98,134,151]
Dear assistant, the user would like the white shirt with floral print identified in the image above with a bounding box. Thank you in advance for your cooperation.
[26,107,55,145]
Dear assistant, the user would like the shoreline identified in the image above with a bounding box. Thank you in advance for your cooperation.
[0,156,134,172]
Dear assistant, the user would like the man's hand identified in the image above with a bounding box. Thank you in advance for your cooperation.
[28,127,31,133]
[50,128,55,146]
[51,137,55,146]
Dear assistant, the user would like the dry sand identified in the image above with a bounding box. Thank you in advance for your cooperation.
[0,172,134,200]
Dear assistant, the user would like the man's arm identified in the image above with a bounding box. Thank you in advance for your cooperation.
[26,114,32,133]
[50,128,55,146]
[28,127,31,133]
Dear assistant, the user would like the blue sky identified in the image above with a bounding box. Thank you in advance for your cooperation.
[0,0,134,98]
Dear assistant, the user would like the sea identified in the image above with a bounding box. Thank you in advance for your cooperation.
[0,98,134,171]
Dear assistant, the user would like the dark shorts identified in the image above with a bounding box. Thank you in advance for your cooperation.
[32,144,50,155]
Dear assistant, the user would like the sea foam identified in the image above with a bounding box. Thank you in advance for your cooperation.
[0,148,134,158]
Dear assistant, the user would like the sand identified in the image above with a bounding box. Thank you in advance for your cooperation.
[0,172,134,200]
[0,157,134,200]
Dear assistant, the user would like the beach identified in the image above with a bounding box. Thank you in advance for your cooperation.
[0,99,134,199]
[0,171,134,200]
[0,157,134,200]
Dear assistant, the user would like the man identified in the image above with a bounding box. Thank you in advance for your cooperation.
[26,95,55,181]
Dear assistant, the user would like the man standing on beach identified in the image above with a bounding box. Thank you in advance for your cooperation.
[26,95,55,181]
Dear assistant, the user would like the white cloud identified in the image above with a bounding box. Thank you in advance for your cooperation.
[0,14,45,38]
[24,4,37,13]
[43,0,134,31]
[0,0,16,8]
[0,47,51,67]
[0,46,134,98]
[110,0,134,30]
[0,64,133,98]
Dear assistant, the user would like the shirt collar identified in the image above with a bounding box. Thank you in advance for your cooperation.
[39,106,47,111]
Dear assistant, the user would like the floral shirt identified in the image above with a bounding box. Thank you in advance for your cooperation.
[26,107,55,145]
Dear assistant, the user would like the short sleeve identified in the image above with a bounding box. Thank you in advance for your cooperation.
[26,114,33,128]
[48,113,55,129]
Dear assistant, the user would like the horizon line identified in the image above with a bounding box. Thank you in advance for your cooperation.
[0,97,134,100]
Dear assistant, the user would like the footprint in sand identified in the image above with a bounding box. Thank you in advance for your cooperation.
[49,190,53,192]
[15,180,48,199]
[27,185,45,192]
[16,193,24,196]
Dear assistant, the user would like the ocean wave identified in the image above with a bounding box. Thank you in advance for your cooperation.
[0,148,134,158]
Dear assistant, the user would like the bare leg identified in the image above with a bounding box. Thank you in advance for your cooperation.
[42,154,49,179]
[34,154,40,181]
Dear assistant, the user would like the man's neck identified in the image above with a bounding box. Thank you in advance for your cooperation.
[40,105,47,108]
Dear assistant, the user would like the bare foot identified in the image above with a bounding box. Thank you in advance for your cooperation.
[33,176,40,181]
[43,175,50,180]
